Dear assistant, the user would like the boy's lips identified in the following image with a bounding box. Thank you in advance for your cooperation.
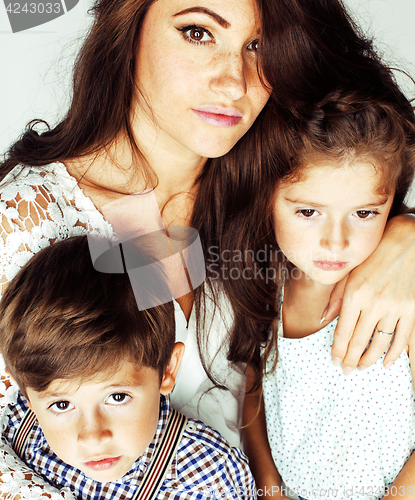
[313,260,348,271]
[84,456,122,470]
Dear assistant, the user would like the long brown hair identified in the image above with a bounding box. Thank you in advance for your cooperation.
[1,0,408,387]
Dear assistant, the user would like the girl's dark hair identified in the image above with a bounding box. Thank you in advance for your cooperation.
[279,89,415,218]
[255,85,415,385]
[0,236,175,397]
[1,0,411,388]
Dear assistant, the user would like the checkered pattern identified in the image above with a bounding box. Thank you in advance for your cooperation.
[3,393,255,499]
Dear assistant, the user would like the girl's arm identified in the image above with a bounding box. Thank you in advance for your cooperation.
[243,367,290,499]
[384,453,415,498]
[329,214,415,373]
[383,337,415,497]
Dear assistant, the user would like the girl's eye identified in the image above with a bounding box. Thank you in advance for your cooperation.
[177,26,213,45]
[107,393,130,405]
[355,210,377,219]
[298,209,318,218]
[247,39,259,52]
[49,401,74,413]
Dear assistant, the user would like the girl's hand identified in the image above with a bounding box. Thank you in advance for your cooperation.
[327,214,415,374]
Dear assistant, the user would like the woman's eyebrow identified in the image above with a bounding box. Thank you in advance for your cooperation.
[173,7,231,29]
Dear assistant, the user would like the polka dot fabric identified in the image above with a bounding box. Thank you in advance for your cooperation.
[263,319,415,500]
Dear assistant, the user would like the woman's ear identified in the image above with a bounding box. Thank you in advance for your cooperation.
[160,342,185,395]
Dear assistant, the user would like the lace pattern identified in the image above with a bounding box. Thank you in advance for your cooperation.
[0,163,113,498]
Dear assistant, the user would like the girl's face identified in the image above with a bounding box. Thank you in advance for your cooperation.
[273,161,394,287]
[134,0,270,160]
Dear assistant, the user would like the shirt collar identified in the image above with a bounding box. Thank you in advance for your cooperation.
[119,394,178,484]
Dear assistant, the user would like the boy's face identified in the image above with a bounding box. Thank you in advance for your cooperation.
[273,160,394,287]
[26,363,165,483]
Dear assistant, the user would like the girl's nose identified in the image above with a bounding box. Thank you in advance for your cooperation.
[77,412,112,446]
[209,52,248,101]
[320,221,349,254]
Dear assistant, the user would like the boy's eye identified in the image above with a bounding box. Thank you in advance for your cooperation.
[177,25,214,45]
[355,210,376,219]
[50,401,74,413]
[298,209,318,218]
[107,393,130,405]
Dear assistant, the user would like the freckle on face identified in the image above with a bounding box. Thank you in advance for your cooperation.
[132,0,270,160]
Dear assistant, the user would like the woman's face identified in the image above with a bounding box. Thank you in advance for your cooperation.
[134,0,270,160]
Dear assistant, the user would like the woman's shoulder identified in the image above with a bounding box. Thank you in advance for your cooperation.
[1,162,87,207]
[0,161,112,298]
[0,161,112,232]
[2,161,69,185]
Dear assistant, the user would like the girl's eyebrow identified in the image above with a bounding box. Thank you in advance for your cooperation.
[284,196,390,208]
[173,7,231,29]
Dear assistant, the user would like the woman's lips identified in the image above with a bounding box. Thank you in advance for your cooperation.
[84,456,122,471]
[192,106,243,127]
[313,260,348,271]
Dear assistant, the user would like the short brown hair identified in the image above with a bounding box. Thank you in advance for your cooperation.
[0,236,175,397]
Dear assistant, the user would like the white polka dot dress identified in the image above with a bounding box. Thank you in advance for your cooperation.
[263,318,415,500]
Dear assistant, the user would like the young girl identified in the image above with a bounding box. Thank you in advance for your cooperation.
[244,88,415,499]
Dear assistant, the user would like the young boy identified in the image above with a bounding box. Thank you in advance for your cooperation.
[0,235,255,499]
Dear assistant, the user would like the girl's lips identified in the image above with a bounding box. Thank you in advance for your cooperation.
[84,456,122,471]
[314,260,348,271]
[192,107,243,127]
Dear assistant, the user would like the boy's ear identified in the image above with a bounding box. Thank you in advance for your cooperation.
[160,342,185,395]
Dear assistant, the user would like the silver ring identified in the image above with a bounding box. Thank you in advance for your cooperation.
[375,326,395,337]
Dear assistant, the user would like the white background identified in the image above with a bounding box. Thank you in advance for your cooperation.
[1,0,415,203]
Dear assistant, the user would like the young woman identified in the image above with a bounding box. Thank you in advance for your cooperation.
[1,0,415,497]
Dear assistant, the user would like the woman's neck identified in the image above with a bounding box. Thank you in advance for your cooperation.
[65,134,206,324]
[65,132,206,226]
[281,271,337,339]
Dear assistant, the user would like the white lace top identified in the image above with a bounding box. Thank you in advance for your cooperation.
[263,317,415,500]
[0,163,245,499]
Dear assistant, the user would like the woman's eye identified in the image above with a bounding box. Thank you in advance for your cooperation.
[49,401,74,413]
[298,209,318,218]
[355,210,376,219]
[107,393,130,405]
[177,26,213,45]
[247,39,259,52]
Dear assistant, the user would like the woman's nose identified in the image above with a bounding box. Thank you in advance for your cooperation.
[320,221,349,254]
[77,412,112,446]
[209,52,248,101]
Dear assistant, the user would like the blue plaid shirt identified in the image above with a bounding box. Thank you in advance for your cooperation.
[3,392,255,499]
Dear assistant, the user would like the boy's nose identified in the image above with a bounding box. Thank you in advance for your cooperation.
[77,412,112,446]
[320,221,349,253]
[209,52,247,101]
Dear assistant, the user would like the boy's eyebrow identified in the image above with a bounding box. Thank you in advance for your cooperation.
[37,391,68,399]
[37,381,139,399]
[104,382,139,389]
[284,196,390,208]
[173,7,231,29]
